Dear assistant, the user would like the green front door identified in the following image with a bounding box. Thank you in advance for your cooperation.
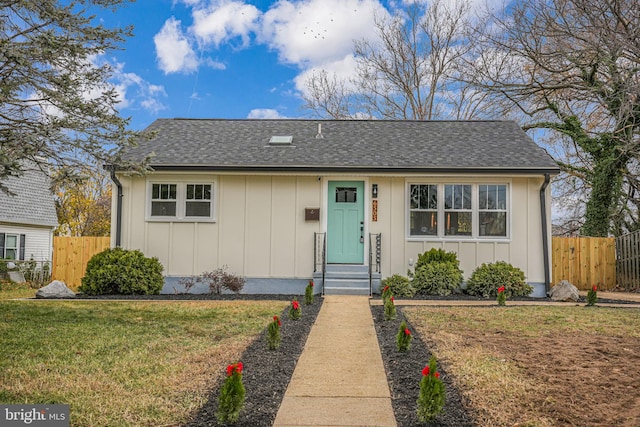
[327,181,365,264]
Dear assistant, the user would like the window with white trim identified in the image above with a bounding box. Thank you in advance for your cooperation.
[408,183,509,238]
[0,233,24,260]
[148,182,214,221]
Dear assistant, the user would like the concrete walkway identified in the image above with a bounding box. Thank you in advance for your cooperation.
[273,296,397,427]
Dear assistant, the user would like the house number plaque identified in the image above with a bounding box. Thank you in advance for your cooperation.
[372,200,378,222]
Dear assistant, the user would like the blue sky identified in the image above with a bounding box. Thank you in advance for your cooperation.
[94,0,400,130]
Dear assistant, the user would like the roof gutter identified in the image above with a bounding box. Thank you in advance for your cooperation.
[540,173,551,294]
[143,165,561,175]
[109,166,123,248]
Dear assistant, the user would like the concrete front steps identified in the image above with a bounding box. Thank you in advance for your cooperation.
[314,264,381,295]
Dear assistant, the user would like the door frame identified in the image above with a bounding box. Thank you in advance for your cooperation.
[322,177,369,265]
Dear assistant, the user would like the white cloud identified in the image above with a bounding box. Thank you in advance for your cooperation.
[293,54,359,95]
[259,0,388,67]
[192,1,260,47]
[154,17,199,74]
[247,108,287,119]
[108,60,168,114]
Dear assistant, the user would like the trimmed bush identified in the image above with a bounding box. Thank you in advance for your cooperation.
[381,274,415,298]
[415,248,460,270]
[465,261,532,298]
[413,262,463,296]
[79,248,164,295]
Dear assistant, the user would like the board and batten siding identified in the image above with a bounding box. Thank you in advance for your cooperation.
[0,222,54,262]
[114,173,322,279]
[367,176,548,286]
[114,173,550,289]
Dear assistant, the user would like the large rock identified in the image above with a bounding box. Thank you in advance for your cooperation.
[549,280,580,302]
[36,280,76,299]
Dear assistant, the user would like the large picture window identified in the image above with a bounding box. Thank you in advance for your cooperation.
[408,183,509,238]
[148,182,214,221]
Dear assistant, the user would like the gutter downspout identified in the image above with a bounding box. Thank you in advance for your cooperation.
[109,166,123,248]
[540,174,551,294]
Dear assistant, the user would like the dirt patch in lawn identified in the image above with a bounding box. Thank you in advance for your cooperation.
[406,307,640,427]
[482,333,640,426]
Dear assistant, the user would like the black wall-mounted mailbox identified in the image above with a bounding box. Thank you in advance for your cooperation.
[305,208,320,221]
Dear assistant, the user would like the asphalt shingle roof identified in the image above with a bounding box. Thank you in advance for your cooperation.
[122,119,560,174]
[0,168,58,227]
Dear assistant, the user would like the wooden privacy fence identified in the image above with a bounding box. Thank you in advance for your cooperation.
[52,236,110,289]
[551,237,616,290]
[615,230,640,291]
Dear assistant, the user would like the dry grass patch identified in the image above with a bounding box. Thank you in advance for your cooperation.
[0,300,287,426]
[405,306,640,427]
[0,281,38,299]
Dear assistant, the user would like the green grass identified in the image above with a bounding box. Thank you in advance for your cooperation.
[0,299,288,426]
[0,281,38,299]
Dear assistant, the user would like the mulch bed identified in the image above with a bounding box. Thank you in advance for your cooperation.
[185,297,322,427]
[371,305,476,426]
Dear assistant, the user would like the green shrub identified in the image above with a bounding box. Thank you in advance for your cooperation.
[79,248,164,295]
[384,296,396,320]
[381,274,414,298]
[217,362,245,424]
[465,261,532,298]
[304,280,314,305]
[396,320,412,352]
[415,248,460,270]
[417,356,445,422]
[267,316,281,350]
[413,262,462,296]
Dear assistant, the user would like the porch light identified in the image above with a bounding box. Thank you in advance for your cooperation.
[372,184,378,198]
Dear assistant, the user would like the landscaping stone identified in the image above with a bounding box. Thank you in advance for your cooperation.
[36,280,76,299]
[548,280,580,302]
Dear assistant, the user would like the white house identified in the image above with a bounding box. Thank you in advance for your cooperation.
[111,119,559,296]
[0,168,58,264]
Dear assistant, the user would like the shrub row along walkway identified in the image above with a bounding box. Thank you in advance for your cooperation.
[273,295,397,427]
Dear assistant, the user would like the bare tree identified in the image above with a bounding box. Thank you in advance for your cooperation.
[471,0,640,236]
[303,0,491,120]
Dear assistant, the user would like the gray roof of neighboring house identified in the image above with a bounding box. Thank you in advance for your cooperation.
[122,119,560,174]
[0,168,58,227]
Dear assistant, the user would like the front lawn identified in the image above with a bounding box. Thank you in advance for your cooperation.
[405,306,640,426]
[0,300,287,426]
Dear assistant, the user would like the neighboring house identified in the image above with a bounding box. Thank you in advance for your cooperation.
[112,119,560,296]
[0,168,58,263]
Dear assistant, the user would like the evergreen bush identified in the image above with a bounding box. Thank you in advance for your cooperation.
[586,285,598,306]
[465,261,532,298]
[384,296,396,320]
[79,248,164,295]
[267,316,281,350]
[396,320,412,352]
[304,280,314,305]
[216,362,245,424]
[288,298,301,320]
[417,356,445,422]
[413,262,463,296]
[381,274,415,298]
[415,248,460,270]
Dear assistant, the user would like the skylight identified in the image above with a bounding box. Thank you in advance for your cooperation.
[269,135,293,145]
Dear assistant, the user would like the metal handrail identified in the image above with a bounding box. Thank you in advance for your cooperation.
[314,232,327,296]
[368,233,381,296]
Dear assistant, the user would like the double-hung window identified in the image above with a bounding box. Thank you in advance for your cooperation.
[0,233,25,260]
[408,183,509,239]
[148,181,214,221]
[479,184,507,237]
[409,184,438,236]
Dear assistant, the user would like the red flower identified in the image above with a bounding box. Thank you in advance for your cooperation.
[226,362,243,376]
[292,300,299,310]
[435,372,440,379]
[273,315,281,326]
[404,328,411,336]
[383,285,389,292]
[592,285,597,292]
[390,296,394,302]
[422,366,430,376]
[497,286,505,294]
[309,280,314,287]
